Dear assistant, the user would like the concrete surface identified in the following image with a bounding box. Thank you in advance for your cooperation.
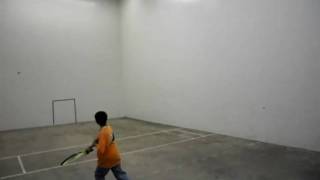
[0,118,319,180]
[0,158,21,177]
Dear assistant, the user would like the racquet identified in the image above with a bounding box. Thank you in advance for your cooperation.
[60,148,93,166]
[60,130,115,166]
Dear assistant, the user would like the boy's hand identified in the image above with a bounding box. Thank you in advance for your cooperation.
[85,146,94,154]
[85,138,98,154]
[91,138,98,146]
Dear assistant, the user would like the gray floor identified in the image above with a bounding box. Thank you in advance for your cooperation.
[0,118,319,180]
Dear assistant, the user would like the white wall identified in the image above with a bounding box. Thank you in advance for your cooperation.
[0,0,123,130]
[1,0,319,152]
[122,0,320,151]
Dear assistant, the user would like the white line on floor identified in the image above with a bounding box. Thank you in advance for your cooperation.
[0,156,17,161]
[0,128,180,161]
[17,156,26,174]
[122,133,213,155]
[117,128,181,141]
[0,134,213,180]
[173,128,207,137]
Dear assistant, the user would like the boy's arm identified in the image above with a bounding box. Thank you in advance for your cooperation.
[86,138,98,153]
[97,131,115,155]
[88,130,114,154]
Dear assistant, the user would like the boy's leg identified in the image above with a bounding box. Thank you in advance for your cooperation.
[95,167,110,180]
[111,164,130,180]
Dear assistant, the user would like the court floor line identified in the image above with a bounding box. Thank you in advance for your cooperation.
[174,128,208,137]
[16,156,26,174]
[0,128,180,161]
[0,134,214,180]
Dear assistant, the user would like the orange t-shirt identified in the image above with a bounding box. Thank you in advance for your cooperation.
[96,125,121,168]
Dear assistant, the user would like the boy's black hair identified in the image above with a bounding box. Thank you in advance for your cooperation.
[95,111,108,126]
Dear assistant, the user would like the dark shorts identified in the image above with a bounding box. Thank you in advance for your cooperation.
[95,164,130,180]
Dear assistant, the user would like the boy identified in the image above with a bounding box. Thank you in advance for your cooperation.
[87,111,130,180]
